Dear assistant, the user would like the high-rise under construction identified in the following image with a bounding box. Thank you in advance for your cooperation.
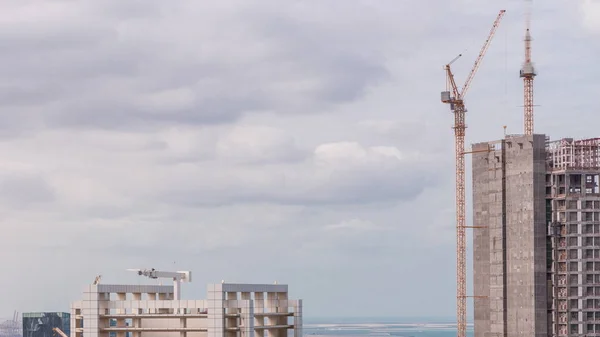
[472,134,600,337]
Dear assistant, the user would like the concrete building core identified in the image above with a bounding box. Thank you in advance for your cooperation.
[472,135,600,337]
[70,282,302,337]
[472,134,548,337]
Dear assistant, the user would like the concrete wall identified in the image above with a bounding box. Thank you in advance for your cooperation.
[503,135,548,337]
[472,141,492,337]
[472,134,548,337]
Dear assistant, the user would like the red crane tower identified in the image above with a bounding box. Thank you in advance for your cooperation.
[440,10,506,337]
[521,0,536,135]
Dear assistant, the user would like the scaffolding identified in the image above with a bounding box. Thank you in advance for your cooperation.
[0,312,22,337]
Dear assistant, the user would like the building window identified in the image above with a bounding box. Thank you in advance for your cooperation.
[570,287,579,296]
[569,212,578,221]
[570,249,579,259]
[570,224,579,234]
[571,299,579,310]
[570,237,579,246]
[560,212,566,222]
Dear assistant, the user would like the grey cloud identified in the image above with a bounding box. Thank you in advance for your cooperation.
[153,143,438,207]
[0,174,55,206]
[0,0,395,135]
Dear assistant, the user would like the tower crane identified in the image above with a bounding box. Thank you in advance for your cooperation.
[128,268,192,300]
[521,0,536,135]
[440,9,506,337]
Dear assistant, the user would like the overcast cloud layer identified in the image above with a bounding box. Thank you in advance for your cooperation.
[0,0,598,319]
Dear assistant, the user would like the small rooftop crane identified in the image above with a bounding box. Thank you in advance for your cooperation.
[128,268,192,300]
[93,275,102,285]
[440,9,506,337]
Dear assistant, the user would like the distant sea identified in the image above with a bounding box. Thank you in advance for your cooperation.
[303,317,473,337]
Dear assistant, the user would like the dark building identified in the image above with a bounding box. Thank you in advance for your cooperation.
[22,312,70,337]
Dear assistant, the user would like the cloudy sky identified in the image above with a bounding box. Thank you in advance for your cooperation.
[0,0,599,319]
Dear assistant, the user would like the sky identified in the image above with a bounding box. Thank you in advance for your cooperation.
[0,0,599,320]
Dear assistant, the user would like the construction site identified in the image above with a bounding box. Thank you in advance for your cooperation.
[441,2,600,337]
[1,2,595,337]
[69,269,302,337]
[0,270,301,337]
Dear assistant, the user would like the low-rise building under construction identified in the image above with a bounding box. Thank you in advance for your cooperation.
[70,273,302,337]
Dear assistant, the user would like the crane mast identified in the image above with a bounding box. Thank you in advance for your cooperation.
[521,0,536,135]
[440,9,506,337]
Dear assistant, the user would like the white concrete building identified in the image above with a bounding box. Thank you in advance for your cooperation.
[70,281,302,337]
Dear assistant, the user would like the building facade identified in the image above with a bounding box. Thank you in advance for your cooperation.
[23,312,70,337]
[472,134,549,337]
[472,135,600,337]
[70,282,302,337]
[546,137,600,336]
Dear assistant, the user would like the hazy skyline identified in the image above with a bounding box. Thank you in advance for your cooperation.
[1,0,599,319]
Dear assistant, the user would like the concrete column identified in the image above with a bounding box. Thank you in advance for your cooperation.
[276,292,288,330]
[293,300,302,337]
[265,292,277,337]
[180,317,187,337]
[208,284,225,337]
[254,292,265,337]
[240,300,255,337]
